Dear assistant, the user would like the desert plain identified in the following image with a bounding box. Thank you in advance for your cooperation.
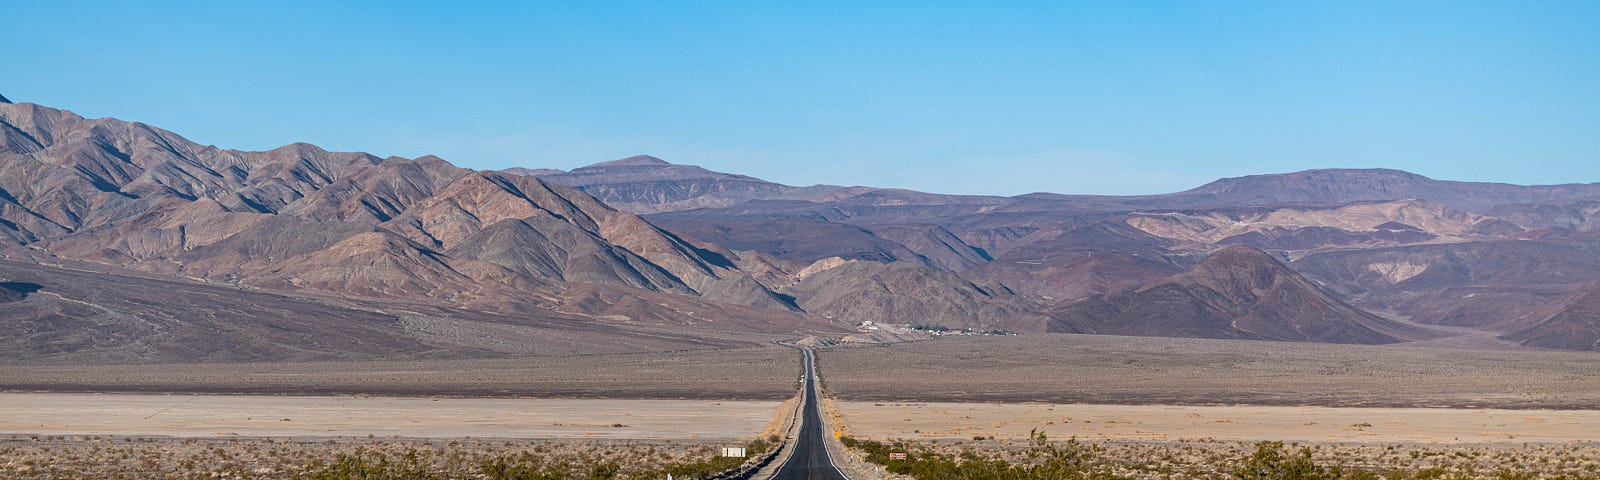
[834,402,1600,443]
[0,393,783,439]
[5,334,1600,479]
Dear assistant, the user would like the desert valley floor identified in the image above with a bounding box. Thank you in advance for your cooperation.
[4,335,1600,478]
[5,334,1599,440]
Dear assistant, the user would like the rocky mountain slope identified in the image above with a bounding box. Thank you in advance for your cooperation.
[1292,238,1600,329]
[548,155,1600,350]
[7,93,1600,357]
[1502,284,1600,350]
[1156,169,1600,213]
[0,258,819,364]
[511,156,842,214]
[0,98,838,347]
[780,259,1048,331]
[1047,246,1427,344]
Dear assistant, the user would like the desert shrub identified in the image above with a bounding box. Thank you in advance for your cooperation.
[588,462,622,479]
[307,450,436,480]
[744,437,773,456]
[843,429,1125,480]
[1233,441,1337,480]
[477,456,568,480]
[661,455,745,478]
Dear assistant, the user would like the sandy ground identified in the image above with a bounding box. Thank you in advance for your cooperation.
[0,393,780,439]
[837,401,1600,444]
[818,335,1600,408]
[0,347,803,400]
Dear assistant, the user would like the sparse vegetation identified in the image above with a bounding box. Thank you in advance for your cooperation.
[0,347,800,400]
[819,335,1600,408]
[844,429,1125,479]
[1233,441,1335,479]
[0,435,775,480]
[842,433,1600,480]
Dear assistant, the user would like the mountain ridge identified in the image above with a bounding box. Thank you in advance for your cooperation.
[7,96,1600,361]
[1047,245,1427,344]
[563,155,1600,350]
[0,100,811,325]
[510,156,845,214]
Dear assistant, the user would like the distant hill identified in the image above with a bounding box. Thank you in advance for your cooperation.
[1156,168,1600,213]
[1502,284,1600,351]
[781,259,1048,331]
[506,155,842,213]
[7,94,1600,360]
[0,99,850,363]
[1048,246,1428,344]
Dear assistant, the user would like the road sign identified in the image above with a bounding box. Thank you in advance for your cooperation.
[721,447,746,458]
[889,452,907,460]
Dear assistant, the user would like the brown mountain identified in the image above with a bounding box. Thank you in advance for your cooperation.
[611,161,1600,350]
[1489,200,1600,232]
[1122,200,1504,249]
[1028,168,1600,214]
[11,93,1600,355]
[0,99,811,339]
[1048,246,1427,344]
[780,260,1047,331]
[638,168,1600,230]
[0,257,830,364]
[865,224,992,272]
[650,217,928,265]
[1501,284,1600,351]
[962,221,1190,301]
[1291,239,1600,329]
[509,155,842,214]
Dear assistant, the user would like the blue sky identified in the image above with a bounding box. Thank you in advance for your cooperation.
[4,1,1598,195]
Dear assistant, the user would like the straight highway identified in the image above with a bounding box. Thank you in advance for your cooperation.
[767,346,849,480]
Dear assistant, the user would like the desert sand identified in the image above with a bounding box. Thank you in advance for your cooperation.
[837,401,1600,443]
[819,335,1600,409]
[0,393,780,439]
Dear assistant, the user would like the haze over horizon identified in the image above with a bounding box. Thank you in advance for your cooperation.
[4,1,1597,196]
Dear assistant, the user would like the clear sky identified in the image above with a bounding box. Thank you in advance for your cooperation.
[4,1,1598,195]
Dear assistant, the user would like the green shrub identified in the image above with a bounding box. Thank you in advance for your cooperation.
[842,430,1123,480]
[1232,441,1337,480]
[306,450,436,480]
[479,456,568,480]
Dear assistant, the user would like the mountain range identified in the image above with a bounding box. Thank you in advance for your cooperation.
[4,94,1600,364]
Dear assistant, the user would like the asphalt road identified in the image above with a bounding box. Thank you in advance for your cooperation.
[768,347,849,480]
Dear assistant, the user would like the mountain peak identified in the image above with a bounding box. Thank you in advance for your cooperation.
[587,155,670,168]
[1197,168,1433,192]
[501,166,566,177]
[1051,242,1420,344]
[0,92,11,103]
[1178,245,1287,290]
[1202,244,1280,264]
